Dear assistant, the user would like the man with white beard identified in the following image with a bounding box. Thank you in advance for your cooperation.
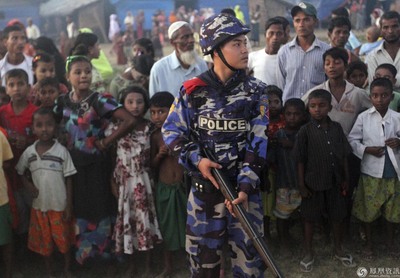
[149,21,208,97]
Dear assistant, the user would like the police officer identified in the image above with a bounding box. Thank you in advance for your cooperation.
[162,14,269,277]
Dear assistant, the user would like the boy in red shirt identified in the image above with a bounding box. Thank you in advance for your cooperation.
[0,69,38,239]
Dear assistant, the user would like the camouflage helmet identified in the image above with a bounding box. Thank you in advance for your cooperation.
[200,14,250,55]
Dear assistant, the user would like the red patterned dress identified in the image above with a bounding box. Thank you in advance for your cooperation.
[107,120,162,254]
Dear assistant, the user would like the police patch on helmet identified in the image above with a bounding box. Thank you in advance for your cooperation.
[259,95,269,122]
[198,116,247,132]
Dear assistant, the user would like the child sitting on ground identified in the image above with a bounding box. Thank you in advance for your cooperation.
[349,78,400,261]
[16,108,76,277]
[150,91,185,277]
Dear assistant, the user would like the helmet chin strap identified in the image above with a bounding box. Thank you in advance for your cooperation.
[216,47,238,72]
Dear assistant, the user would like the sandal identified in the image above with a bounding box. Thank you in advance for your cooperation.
[334,254,356,268]
[300,257,314,272]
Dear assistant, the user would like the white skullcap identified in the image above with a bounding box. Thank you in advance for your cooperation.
[168,21,189,39]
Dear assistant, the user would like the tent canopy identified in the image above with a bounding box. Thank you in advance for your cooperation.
[40,0,99,17]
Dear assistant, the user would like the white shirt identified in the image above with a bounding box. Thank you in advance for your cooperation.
[67,22,78,39]
[0,53,34,85]
[124,15,134,26]
[16,140,77,211]
[365,41,400,89]
[348,107,400,179]
[302,80,371,136]
[26,24,41,40]
[149,51,208,97]
[248,48,278,85]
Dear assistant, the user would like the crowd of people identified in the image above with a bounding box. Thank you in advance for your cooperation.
[0,1,399,278]
[107,5,250,66]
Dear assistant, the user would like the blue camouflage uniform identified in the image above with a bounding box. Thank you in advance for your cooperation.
[162,68,269,277]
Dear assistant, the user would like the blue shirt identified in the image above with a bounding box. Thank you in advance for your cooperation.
[345,31,362,51]
[149,51,208,97]
[276,36,330,103]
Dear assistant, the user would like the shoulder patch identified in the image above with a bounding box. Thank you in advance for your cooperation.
[183,77,208,95]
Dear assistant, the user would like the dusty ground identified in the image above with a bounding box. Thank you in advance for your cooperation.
[7,218,399,277]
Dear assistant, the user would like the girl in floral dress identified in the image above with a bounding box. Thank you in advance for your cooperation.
[107,85,162,277]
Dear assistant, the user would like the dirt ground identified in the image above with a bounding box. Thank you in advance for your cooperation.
[6,218,399,277]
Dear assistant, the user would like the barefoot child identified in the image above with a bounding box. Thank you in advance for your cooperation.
[108,85,162,277]
[349,78,400,260]
[16,108,76,277]
[295,89,355,272]
[150,91,185,277]
[273,98,305,251]
[0,129,14,278]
